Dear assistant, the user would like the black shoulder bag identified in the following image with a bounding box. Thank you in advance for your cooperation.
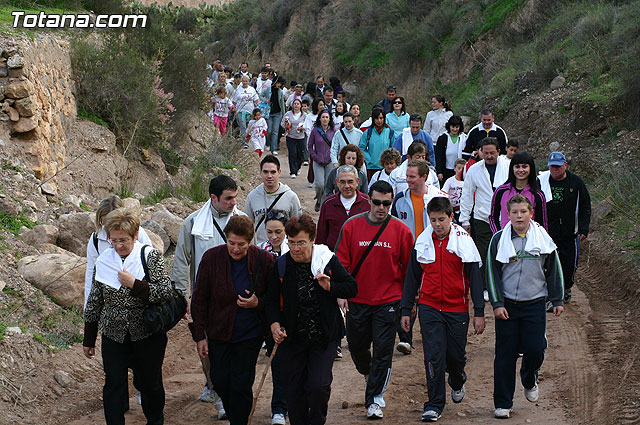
[351,215,391,278]
[141,245,188,334]
[254,192,286,230]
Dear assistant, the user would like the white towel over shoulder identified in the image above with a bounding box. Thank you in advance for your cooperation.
[495,220,557,264]
[311,244,334,276]
[538,170,552,203]
[414,223,481,266]
[191,200,215,239]
[95,241,147,290]
[401,128,413,156]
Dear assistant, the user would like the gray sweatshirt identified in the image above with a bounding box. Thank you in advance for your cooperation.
[245,182,302,244]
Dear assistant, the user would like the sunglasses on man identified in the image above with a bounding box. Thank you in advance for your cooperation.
[371,199,392,206]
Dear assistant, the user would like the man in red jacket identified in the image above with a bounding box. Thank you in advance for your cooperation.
[335,180,414,420]
[316,165,370,251]
[400,197,485,422]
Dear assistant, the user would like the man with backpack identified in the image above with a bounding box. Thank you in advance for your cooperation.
[335,180,414,419]
[172,175,247,419]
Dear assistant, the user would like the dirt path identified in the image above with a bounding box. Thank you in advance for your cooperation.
[25,143,639,425]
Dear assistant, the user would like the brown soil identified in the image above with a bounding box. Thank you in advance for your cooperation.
[4,142,640,425]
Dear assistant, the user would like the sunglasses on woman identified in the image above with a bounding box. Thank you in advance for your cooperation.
[371,199,393,206]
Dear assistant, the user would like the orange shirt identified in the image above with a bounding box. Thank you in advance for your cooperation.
[410,191,425,238]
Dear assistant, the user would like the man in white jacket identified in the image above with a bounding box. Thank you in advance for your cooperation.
[459,138,509,300]
[245,155,303,244]
[173,175,246,419]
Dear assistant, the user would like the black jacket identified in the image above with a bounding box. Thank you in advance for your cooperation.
[265,252,357,346]
[463,125,507,159]
[547,171,591,240]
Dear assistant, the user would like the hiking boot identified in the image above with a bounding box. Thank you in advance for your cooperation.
[494,408,512,418]
[451,384,465,403]
[396,342,412,355]
[421,409,441,422]
[564,288,572,304]
[367,403,383,419]
[271,413,286,425]
[524,383,539,402]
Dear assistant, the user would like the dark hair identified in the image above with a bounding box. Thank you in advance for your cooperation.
[371,106,386,127]
[480,108,493,117]
[407,140,427,157]
[316,75,324,82]
[507,151,539,190]
[252,107,261,117]
[507,194,533,212]
[224,215,255,242]
[343,112,354,120]
[379,148,402,167]
[507,139,520,148]
[407,159,429,177]
[305,82,317,96]
[285,214,316,240]
[290,80,297,87]
[209,175,237,198]
[260,66,269,72]
[409,114,422,122]
[432,94,450,112]
[324,86,334,94]
[329,76,341,89]
[273,75,285,86]
[240,62,248,67]
[315,109,335,129]
[260,154,281,171]
[445,115,464,133]
[369,180,394,197]
[339,144,364,169]
[311,97,324,115]
[349,103,360,113]
[480,137,500,150]
[334,100,347,116]
[301,99,310,106]
[386,85,397,92]
[265,209,289,227]
[392,96,406,114]
[251,72,259,78]
[427,196,454,216]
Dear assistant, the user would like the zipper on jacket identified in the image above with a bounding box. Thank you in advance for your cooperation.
[439,240,444,311]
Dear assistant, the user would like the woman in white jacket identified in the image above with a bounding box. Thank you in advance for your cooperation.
[423,94,453,144]
[435,115,467,184]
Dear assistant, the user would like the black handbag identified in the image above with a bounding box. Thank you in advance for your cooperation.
[139,245,187,334]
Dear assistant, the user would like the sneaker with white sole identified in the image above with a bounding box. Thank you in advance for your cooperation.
[396,342,411,354]
[366,403,383,419]
[217,408,227,420]
[494,408,512,418]
[273,151,278,156]
[200,386,214,403]
[290,173,296,178]
[271,413,286,424]
[303,161,309,166]
[421,409,441,422]
[524,383,539,402]
[451,384,465,403]
[483,290,490,302]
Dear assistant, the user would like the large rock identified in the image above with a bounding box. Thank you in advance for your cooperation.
[145,229,166,254]
[6,54,24,69]
[14,96,34,117]
[151,209,183,245]
[550,75,566,89]
[142,220,170,251]
[21,224,59,247]
[12,115,37,133]
[4,80,32,99]
[122,197,142,216]
[57,212,95,256]
[18,253,86,307]
[0,196,20,217]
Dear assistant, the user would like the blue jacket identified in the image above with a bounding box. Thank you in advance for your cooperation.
[359,126,395,171]
[392,129,435,166]
[386,112,410,137]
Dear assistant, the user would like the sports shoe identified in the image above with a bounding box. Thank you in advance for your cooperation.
[524,383,539,402]
[273,151,278,156]
[290,173,296,178]
[307,182,313,188]
[200,386,214,403]
[303,161,309,166]
[271,413,286,424]
[396,342,411,355]
[217,408,227,420]
[335,346,343,360]
[564,288,572,304]
[136,391,141,405]
[546,300,554,313]
[366,403,383,419]
[494,408,512,418]
[421,409,441,422]
[483,290,490,302]
[451,384,465,403]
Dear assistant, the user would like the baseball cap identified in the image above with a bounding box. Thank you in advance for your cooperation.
[548,152,567,166]
[386,85,397,91]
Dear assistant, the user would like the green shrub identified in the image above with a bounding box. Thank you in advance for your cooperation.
[0,321,7,342]
[0,213,37,237]
[142,182,176,205]
[479,0,526,34]
[77,108,109,128]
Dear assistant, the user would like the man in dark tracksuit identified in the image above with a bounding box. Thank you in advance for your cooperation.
[486,195,564,419]
[545,151,591,304]
[401,197,485,422]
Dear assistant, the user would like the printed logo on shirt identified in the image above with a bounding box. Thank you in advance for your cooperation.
[358,241,393,248]
[551,186,564,203]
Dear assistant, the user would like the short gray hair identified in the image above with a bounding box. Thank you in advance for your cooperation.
[336,164,358,179]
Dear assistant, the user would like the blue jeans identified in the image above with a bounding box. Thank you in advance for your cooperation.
[236,111,250,143]
[267,112,283,151]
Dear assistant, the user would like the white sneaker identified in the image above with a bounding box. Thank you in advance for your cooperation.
[136,391,141,405]
[303,161,309,166]
[483,290,490,302]
[290,173,296,178]
[367,403,383,419]
[307,182,313,188]
[200,386,214,403]
[451,384,465,403]
[396,342,411,354]
[271,413,286,424]
[421,409,441,422]
[524,383,539,402]
[494,408,512,418]
[273,151,278,156]
[217,408,227,420]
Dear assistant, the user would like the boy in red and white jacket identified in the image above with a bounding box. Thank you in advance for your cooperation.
[400,197,485,422]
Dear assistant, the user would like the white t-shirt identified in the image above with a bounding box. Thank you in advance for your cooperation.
[214,97,232,118]
[442,176,464,210]
[340,194,357,215]
[232,86,259,113]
